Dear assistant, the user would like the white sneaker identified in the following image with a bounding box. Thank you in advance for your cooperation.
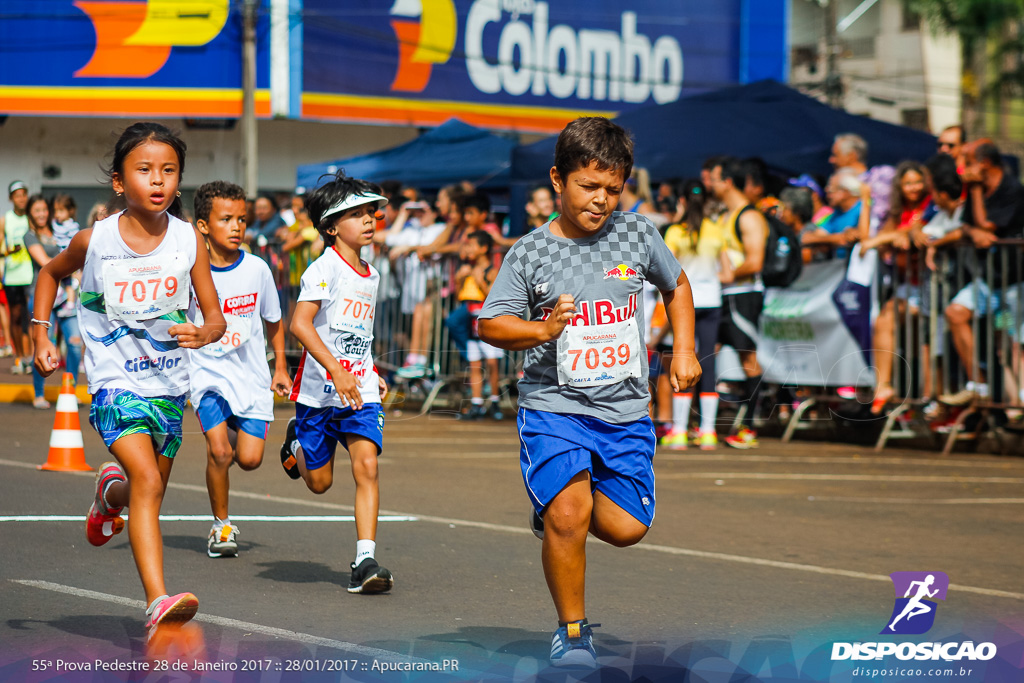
[207,523,239,558]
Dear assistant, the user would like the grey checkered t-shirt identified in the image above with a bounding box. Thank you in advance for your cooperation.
[479,211,682,423]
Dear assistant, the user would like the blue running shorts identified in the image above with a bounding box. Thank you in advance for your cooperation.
[196,392,270,440]
[89,388,186,458]
[517,407,657,527]
[294,402,385,471]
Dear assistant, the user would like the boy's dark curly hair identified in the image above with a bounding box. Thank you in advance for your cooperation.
[305,170,383,247]
[194,180,246,223]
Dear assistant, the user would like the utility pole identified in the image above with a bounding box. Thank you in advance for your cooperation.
[241,0,258,198]
[823,0,843,108]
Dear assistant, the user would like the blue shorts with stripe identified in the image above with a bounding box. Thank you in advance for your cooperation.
[196,392,270,440]
[517,408,657,527]
[295,402,384,471]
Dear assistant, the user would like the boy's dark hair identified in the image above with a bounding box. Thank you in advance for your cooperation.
[461,191,491,215]
[105,122,187,219]
[194,181,247,223]
[702,155,727,173]
[743,158,766,192]
[925,153,963,198]
[467,229,493,253]
[974,142,1002,168]
[554,117,633,184]
[715,156,746,190]
[305,170,383,247]
[256,192,278,210]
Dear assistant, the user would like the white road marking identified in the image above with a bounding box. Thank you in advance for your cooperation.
[0,515,416,522]
[10,579,431,663]
[661,472,1024,483]
[2,458,1020,602]
[805,496,1024,505]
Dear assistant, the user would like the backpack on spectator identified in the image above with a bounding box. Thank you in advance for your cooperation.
[733,205,802,288]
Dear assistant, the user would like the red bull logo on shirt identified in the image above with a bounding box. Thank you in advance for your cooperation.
[603,264,640,280]
[540,293,638,327]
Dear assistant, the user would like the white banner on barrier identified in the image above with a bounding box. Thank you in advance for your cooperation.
[744,257,879,388]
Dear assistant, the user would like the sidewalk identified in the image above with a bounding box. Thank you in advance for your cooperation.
[0,355,90,404]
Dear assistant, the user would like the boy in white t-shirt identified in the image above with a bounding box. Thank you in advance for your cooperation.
[191,181,293,558]
[280,171,394,594]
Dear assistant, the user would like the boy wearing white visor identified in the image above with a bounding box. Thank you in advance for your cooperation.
[280,171,394,594]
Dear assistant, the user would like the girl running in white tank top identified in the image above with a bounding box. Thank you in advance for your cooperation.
[31,122,226,638]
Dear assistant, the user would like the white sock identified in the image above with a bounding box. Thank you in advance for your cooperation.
[700,393,720,433]
[471,396,484,406]
[489,395,499,404]
[416,354,428,365]
[404,353,416,366]
[672,393,692,430]
[355,539,376,566]
[214,516,230,530]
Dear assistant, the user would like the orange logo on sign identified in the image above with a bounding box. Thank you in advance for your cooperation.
[389,0,456,92]
[74,0,229,78]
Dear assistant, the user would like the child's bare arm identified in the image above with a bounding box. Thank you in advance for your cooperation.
[478,294,576,351]
[170,229,226,348]
[265,318,293,397]
[33,229,91,376]
[662,270,701,392]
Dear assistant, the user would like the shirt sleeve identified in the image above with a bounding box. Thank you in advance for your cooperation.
[297,257,331,303]
[478,246,530,320]
[259,260,282,323]
[644,220,682,291]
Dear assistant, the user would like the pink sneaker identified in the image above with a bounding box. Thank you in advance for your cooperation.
[86,461,126,546]
[145,592,199,635]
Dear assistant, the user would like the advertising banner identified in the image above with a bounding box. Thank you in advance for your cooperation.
[301,0,787,132]
[0,0,272,117]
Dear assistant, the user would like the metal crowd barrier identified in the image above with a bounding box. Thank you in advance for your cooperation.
[251,241,523,417]
[873,238,1024,453]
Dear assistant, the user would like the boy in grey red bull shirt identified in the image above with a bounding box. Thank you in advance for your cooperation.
[478,117,701,669]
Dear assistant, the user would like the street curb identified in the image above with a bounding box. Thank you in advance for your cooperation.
[0,383,92,405]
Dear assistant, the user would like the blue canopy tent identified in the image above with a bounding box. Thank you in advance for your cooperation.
[296,119,516,190]
[510,80,938,182]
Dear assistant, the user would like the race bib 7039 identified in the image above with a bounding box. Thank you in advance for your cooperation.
[556,318,643,388]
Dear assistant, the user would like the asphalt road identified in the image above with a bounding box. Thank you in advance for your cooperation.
[0,402,1022,682]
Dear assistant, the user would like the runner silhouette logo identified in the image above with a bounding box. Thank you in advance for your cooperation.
[881,571,949,635]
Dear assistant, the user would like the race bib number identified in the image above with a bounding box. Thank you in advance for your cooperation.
[194,311,251,358]
[330,278,378,337]
[557,318,642,387]
[102,253,190,322]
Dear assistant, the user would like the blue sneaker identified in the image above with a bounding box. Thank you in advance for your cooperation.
[550,621,599,668]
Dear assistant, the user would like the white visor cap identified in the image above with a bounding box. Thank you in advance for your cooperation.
[321,192,389,222]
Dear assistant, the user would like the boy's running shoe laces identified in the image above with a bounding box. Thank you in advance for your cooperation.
[550,621,599,668]
[207,523,239,558]
[280,417,301,479]
[86,461,126,546]
[347,558,394,594]
[145,592,199,637]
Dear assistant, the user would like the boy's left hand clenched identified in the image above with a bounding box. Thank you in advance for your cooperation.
[669,351,702,392]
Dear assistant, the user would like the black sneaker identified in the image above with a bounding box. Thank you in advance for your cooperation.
[280,417,301,479]
[347,558,394,594]
[529,508,544,540]
[489,403,504,421]
[458,404,486,421]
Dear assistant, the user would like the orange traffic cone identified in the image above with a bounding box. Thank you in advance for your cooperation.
[39,373,91,472]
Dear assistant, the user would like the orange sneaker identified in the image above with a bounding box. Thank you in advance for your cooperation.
[724,427,758,449]
[86,461,126,546]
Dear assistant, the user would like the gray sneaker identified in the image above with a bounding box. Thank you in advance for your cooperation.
[207,523,239,558]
